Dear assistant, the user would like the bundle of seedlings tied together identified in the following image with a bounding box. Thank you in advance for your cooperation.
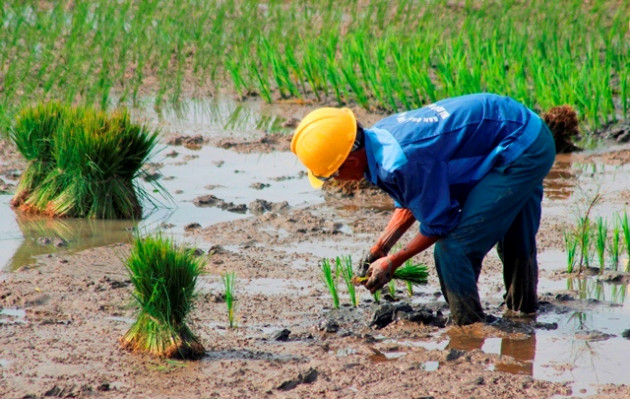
[9,102,160,219]
[121,234,206,359]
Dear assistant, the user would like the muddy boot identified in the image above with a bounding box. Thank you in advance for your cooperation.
[501,252,539,314]
[445,290,485,326]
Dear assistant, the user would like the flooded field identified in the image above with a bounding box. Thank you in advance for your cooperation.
[1,97,630,398]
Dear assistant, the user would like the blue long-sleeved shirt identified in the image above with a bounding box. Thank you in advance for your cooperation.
[363,93,543,237]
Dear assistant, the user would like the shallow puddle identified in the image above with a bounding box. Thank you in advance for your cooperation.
[0,97,321,270]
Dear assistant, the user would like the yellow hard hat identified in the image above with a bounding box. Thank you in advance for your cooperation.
[291,107,357,189]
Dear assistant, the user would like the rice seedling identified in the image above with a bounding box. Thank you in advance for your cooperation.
[222,272,237,328]
[338,256,358,308]
[373,290,381,304]
[121,234,205,359]
[595,217,608,273]
[9,102,162,219]
[621,211,630,268]
[564,229,578,273]
[405,281,414,297]
[611,218,621,271]
[577,216,591,270]
[321,258,340,309]
[387,280,397,299]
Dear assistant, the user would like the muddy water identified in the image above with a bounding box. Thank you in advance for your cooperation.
[2,97,630,396]
[0,97,320,270]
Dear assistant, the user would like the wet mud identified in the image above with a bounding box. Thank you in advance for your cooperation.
[1,99,630,398]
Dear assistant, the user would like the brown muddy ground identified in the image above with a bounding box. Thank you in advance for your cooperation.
[2,109,630,399]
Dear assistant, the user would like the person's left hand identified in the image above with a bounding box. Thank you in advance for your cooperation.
[364,256,395,293]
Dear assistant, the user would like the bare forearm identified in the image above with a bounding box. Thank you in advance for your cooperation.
[389,232,439,269]
[371,208,416,256]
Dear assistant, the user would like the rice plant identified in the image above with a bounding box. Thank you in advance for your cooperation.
[405,281,413,297]
[121,234,205,359]
[621,211,630,269]
[321,258,340,309]
[611,218,621,271]
[9,102,162,219]
[595,217,608,273]
[222,272,237,328]
[337,256,357,307]
[387,280,397,299]
[564,229,578,273]
[373,290,381,304]
[0,1,628,133]
[577,216,592,271]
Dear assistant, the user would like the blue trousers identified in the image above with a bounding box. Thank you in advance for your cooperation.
[434,125,556,325]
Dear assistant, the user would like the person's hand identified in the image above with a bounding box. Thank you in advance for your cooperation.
[364,256,395,293]
[356,247,387,277]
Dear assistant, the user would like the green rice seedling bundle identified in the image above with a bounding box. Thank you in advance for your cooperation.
[321,258,340,309]
[222,272,237,328]
[9,102,160,219]
[121,234,205,359]
[353,261,428,287]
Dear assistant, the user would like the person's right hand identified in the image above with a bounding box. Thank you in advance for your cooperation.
[364,256,395,293]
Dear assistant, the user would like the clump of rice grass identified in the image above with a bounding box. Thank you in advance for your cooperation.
[373,290,381,304]
[577,216,592,271]
[393,262,429,286]
[352,260,429,289]
[121,234,205,359]
[338,256,357,307]
[387,280,397,299]
[621,211,630,270]
[222,271,237,328]
[321,258,340,309]
[9,102,161,219]
[611,219,621,271]
[564,229,578,273]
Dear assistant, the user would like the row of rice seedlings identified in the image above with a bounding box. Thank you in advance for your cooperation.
[121,234,205,359]
[1,1,629,132]
[321,255,429,307]
[565,210,630,273]
[9,102,163,218]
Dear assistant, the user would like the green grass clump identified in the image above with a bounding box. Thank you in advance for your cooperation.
[338,256,358,307]
[9,102,161,219]
[595,216,608,273]
[222,272,237,328]
[393,262,429,286]
[121,234,205,359]
[321,258,340,309]
[564,230,578,273]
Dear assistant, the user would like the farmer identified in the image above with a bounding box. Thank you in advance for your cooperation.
[291,93,556,325]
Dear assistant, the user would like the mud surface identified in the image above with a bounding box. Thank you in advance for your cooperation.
[2,102,630,398]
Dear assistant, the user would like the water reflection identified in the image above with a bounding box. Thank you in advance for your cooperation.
[447,325,536,376]
[566,277,628,305]
[134,95,289,137]
[5,213,136,270]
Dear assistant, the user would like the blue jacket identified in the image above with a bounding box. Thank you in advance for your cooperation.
[363,93,543,237]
